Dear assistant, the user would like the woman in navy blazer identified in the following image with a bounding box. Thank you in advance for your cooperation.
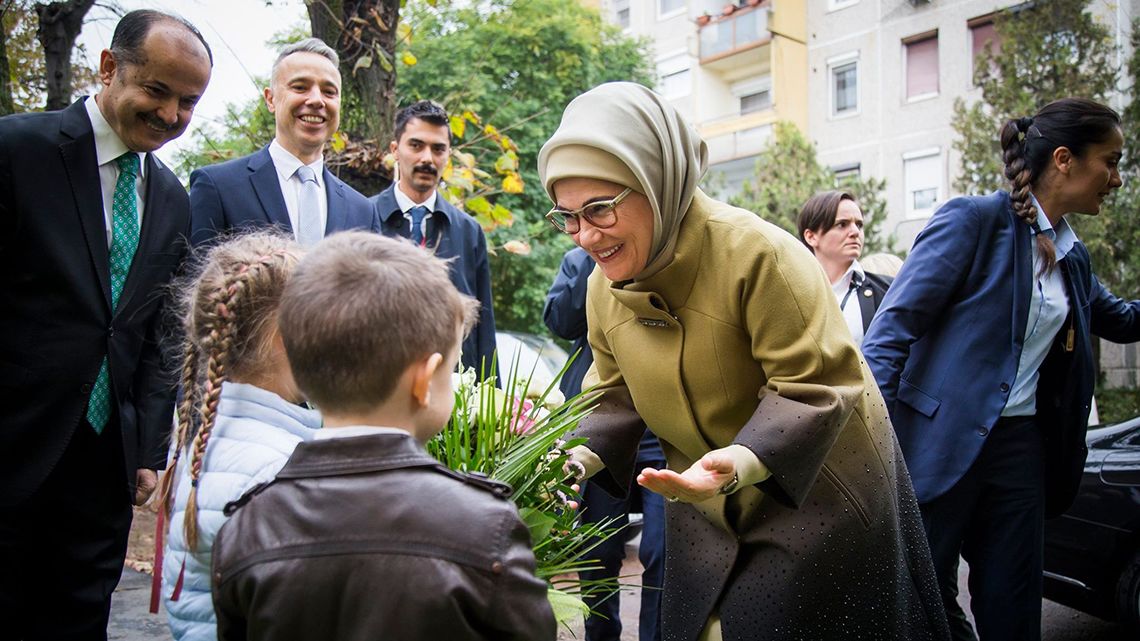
[863,98,1140,641]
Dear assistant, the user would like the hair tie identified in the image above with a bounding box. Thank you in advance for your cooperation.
[1017,116,1034,133]
[1029,221,1043,235]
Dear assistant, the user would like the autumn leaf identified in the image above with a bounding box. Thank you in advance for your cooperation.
[401,51,418,66]
[352,55,372,75]
[494,153,518,174]
[483,124,499,138]
[454,150,477,169]
[396,22,412,43]
[491,204,514,226]
[502,173,524,194]
[449,115,466,139]
[465,196,493,217]
[503,240,531,256]
[330,131,348,153]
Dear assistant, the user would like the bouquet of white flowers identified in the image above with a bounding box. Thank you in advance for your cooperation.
[428,354,621,625]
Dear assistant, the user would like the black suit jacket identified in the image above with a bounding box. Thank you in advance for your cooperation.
[0,99,188,506]
[372,185,497,375]
[188,146,378,247]
[858,271,893,334]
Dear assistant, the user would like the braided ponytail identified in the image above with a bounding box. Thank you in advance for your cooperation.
[1000,115,1057,275]
[166,233,301,551]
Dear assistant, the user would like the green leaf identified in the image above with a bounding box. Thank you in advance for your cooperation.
[493,153,518,174]
[465,196,492,216]
[547,588,590,625]
[491,203,513,226]
[519,507,557,545]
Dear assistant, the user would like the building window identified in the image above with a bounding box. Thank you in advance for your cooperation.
[658,0,685,19]
[829,55,858,117]
[969,17,1001,80]
[828,0,860,11]
[832,162,861,185]
[657,53,691,99]
[613,0,630,29]
[903,149,942,218]
[904,32,939,101]
[740,91,771,115]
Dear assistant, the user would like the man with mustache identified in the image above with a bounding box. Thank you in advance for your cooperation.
[372,101,497,376]
[189,38,376,248]
[0,10,212,638]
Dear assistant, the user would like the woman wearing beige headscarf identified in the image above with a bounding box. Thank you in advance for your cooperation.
[540,83,949,641]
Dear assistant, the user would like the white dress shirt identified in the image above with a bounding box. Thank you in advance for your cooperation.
[831,259,867,346]
[85,97,146,248]
[268,139,328,241]
[1003,195,1074,417]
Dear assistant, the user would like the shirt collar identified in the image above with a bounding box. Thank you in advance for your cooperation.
[85,96,146,178]
[393,183,437,214]
[1030,193,1078,260]
[838,259,865,289]
[269,138,324,185]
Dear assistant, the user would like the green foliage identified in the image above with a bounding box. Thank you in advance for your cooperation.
[174,87,276,179]
[1094,387,1140,425]
[729,121,894,253]
[1,0,97,113]
[951,0,1118,195]
[398,0,653,334]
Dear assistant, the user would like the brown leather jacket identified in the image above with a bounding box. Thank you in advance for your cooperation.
[211,432,556,641]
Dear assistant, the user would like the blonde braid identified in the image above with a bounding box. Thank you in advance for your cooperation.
[179,241,300,551]
[157,346,200,523]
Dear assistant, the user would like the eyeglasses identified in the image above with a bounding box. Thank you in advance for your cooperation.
[545,188,633,234]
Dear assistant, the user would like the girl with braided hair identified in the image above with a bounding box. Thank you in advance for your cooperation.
[157,232,320,641]
[864,97,1140,641]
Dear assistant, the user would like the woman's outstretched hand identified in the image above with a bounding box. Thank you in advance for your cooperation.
[637,449,737,504]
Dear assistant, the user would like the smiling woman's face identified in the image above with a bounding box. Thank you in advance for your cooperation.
[554,177,655,282]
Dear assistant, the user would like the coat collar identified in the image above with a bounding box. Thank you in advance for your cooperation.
[275,431,441,479]
[375,184,460,227]
[606,190,710,323]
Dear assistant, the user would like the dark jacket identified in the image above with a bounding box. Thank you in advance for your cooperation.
[212,432,555,641]
[859,271,893,333]
[373,185,497,376]
[188,146,378,247]
[0,99,186,505]
[863,191,1140,515]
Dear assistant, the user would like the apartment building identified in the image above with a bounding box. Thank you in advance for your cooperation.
[597,0,808,194]
[809,0,1138,247]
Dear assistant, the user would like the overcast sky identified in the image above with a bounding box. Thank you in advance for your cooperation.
[78,0,309,166]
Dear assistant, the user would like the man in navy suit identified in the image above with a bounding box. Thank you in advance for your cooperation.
[190,38,375,247]
[0,11,212,638]
[372,101,497,376]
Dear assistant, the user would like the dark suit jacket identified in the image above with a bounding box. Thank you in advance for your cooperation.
[372,185,497,375]
[863,191,1140,516]
[0,99,188,506]
[188,146,377,247]
[858,271,893,334]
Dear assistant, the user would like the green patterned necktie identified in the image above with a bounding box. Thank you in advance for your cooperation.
[86,152,142,433]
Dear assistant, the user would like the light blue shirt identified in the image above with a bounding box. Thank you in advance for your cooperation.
[1002,196,1073,416]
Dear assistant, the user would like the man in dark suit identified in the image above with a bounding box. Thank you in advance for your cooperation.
[372,101,496,376]
[0,11,212,639]
[797,190,892,346]
[189,38,375,248]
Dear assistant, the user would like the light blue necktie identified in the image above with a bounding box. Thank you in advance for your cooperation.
[294,165,323,247]
[409,205,430,246]
[86,152,141,433]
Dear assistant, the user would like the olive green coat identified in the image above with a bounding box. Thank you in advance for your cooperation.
[577,191,949,641]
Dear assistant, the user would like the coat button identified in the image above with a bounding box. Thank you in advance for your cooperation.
[108,327,115,337]
[999,382,1010,393]
[491,561,504,575]
[977,427,989,437]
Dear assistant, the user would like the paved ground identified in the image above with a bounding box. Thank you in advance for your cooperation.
[111,548,1127,640]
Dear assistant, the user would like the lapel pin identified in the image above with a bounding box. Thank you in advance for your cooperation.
[863,289,872,297]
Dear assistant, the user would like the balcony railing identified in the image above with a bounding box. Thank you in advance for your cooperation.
[699,5,769,63]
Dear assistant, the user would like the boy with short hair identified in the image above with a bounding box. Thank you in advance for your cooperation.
[210,232,556,641]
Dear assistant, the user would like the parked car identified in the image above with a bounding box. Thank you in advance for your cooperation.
[1043,415,1140,632]
[495,331,569,395]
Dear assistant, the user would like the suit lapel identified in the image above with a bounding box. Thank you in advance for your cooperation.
[324,169,346,235]
[248,149,291,230]
[1010,205,1033,356]
[58,101,112,310]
